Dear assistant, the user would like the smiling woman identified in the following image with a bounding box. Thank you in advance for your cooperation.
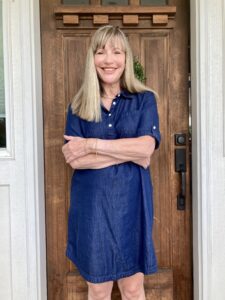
[0,0,6,148]
[62,25,161,299]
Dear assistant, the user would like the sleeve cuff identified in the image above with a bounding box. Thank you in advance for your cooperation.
[136,127,161,150]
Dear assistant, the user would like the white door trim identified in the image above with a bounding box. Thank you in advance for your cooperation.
[191,0,225,299]
[20,0,47,298]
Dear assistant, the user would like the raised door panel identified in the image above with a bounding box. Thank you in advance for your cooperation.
[64,35,91,101]
[140,33,171,268]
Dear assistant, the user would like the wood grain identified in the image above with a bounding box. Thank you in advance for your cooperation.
[123,14,139,24]
[93,14,109,24]
[153,14,169,24]
[63,15,79,25]
[129,0,140,5]
[54,5,176,15]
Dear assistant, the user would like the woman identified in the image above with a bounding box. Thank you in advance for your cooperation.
[62,25,161,300]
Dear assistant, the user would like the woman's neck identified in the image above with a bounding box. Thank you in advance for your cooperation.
[101,83,121,98]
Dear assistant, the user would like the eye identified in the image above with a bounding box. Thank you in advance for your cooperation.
[96,49,104,55]
[114,48,124,54]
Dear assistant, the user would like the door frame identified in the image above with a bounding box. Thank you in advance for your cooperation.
[16,0,225,299]
[190,0,225,299]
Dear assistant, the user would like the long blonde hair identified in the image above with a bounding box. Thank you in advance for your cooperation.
[71,25,155,122]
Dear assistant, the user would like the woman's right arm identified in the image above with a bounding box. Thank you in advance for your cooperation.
[69,153,150,170]
[69,153,125,169]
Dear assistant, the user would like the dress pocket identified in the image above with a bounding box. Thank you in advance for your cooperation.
[116,109,141,138]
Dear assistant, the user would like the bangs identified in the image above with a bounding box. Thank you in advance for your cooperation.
[92,26,126,53]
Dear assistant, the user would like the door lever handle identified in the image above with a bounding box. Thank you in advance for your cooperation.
[181,171,186,197]
[175,149,186,210]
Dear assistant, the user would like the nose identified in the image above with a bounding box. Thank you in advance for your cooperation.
[104,53,113,64]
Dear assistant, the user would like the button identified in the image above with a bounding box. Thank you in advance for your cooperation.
[117,93,120,97]
[108,124,113,127]
[112,101,116,105]
[108,113,112,116]
[153,125,157,130]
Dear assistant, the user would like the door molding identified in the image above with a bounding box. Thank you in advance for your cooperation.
[54,5,176,28]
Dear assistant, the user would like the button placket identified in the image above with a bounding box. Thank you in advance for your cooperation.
[107,97,118,128]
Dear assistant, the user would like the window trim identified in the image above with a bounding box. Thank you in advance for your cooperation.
[0,0,14,159]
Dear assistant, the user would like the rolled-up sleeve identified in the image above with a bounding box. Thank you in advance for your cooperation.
[136,91,161,149]
[65,104,84,139]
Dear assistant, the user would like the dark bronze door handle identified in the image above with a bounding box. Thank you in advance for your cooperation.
[175,148,186,210]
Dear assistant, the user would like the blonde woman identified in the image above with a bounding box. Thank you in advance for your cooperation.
[62,25,161,300]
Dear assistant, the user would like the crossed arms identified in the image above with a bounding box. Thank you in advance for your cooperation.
[62,135,156,170]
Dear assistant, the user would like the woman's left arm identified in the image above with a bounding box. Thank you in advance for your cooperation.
[63,135,155,163]
[93,136,155,161]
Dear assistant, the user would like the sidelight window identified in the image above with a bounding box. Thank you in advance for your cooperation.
[0,0,5,148]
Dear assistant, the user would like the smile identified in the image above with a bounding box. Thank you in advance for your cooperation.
[102,68,117,72]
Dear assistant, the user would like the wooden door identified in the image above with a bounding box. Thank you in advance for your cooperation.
[41,0,191,299]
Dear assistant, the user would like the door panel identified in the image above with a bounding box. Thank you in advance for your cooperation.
[140,33,171,268]
[40,1,191,299]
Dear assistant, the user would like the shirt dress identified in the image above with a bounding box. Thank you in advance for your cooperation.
[65,90,161,283]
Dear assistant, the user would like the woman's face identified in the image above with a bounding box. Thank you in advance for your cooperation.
[94,39,126,87]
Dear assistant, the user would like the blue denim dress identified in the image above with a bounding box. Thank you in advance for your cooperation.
[65,90,161,283]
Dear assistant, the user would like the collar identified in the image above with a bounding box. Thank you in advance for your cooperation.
[119,90,133,99]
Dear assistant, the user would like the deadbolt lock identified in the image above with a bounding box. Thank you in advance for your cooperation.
[175,133,186,146]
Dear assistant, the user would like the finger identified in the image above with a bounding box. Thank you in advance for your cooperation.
[62,144,67,153]
[64,135,74,141]
[66,156,74,164]
[62,144,70,155]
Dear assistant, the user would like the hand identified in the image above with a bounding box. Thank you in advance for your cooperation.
[62,135,89,163]
[68,158,79,169]
[133,157,151,169]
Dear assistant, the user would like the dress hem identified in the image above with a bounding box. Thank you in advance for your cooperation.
[66,250,158,284]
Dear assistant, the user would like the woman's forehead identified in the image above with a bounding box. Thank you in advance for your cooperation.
[96,36,125,50]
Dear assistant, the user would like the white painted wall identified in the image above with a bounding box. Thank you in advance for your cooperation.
[0,0,47,299]
[191,0,225,299]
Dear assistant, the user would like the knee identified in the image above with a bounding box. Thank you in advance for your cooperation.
[118,281,144,299]
[87,281,113,300]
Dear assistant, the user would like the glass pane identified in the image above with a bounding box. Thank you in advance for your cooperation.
[0,0,6,148]
[102,0,128,5]
[141,0,167,5]
[63,0,89,5]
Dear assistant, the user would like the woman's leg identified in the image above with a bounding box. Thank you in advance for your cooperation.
[86,280,114,300]
[117,272,146,300]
